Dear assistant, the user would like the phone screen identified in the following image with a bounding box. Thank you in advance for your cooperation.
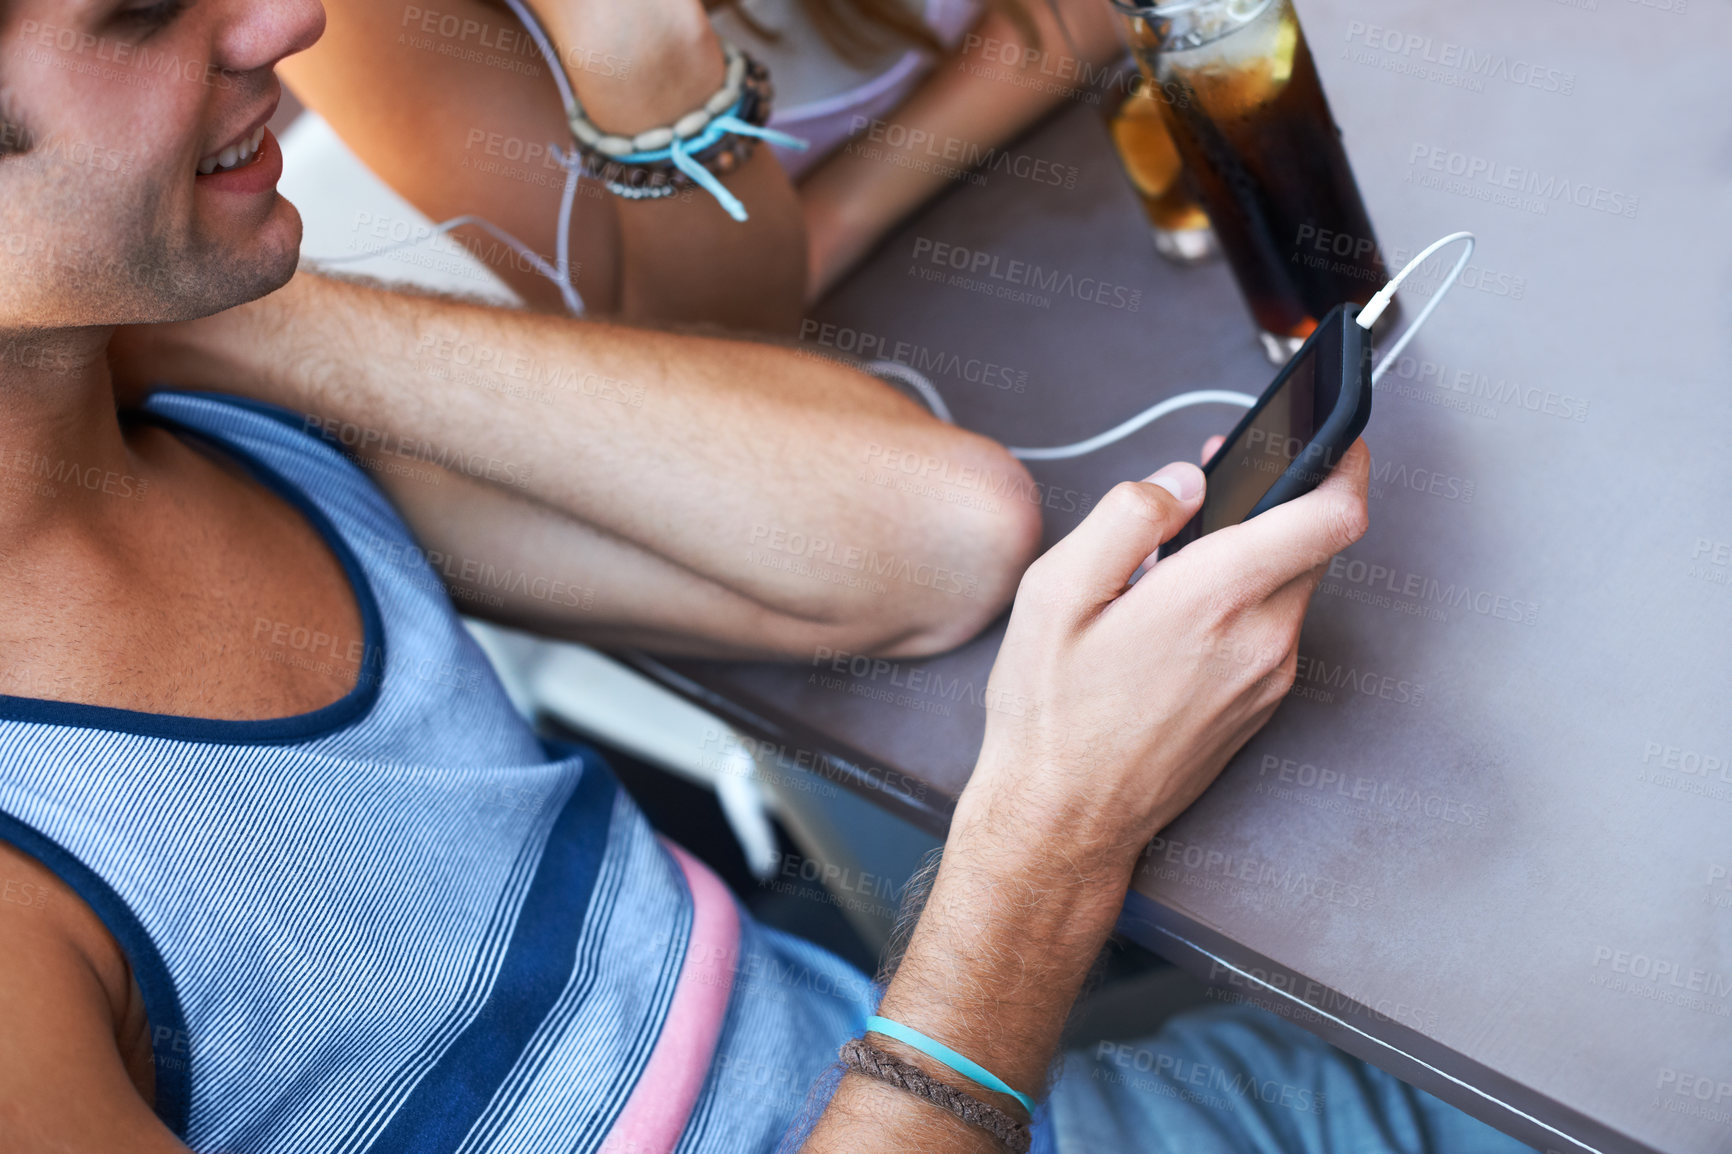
[1196,328,1345,535]
[1157,304,1368,561]
[1202,351,1316,534]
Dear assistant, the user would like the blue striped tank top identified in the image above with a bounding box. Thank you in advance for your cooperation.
[0,390,878,1154]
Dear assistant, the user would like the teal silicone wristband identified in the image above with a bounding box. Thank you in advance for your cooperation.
[865,1015,1037,1116]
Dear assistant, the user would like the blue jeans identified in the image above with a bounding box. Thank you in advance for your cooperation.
[1043,1005,1539,1154]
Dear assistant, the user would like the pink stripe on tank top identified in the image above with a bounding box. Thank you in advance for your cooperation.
[600,840,741,1153]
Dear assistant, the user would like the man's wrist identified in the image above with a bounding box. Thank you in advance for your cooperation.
[940,801,1136,973]
[873,802,1133,1098]
[952,760,1151,895]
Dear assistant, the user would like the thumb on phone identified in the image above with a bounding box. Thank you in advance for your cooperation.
[1020,463,1205,619]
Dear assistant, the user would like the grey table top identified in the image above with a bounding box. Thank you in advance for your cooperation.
[631,2,1732,1151]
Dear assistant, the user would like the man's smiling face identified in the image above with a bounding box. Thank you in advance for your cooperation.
[0,0,325,331]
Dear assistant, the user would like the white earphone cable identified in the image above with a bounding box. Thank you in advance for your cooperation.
[932,231,1476,461]
[1007,390,1258,461]
[312,0,1474,469]
[1357,230,1475,384]
[309,0,587,313]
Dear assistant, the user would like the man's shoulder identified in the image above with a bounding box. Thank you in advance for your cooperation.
[0,838,185,1151]
[0,838,125,990]
[0,836,154,1077]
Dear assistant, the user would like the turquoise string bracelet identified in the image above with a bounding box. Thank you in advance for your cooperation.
[866,1015,1039,1116]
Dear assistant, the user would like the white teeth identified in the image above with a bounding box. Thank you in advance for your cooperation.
[196,125,267,176]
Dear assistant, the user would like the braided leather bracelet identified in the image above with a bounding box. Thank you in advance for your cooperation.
[839,1037,1033,1153]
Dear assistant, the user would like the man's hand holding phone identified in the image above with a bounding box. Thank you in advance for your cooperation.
[814,439,1370,1151]
[962,435,1372,883]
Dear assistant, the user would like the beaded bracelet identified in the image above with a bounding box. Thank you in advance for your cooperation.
[563,42,806,221]
[569,43,749,159]
[602,180,683,201]
[494,0,806,222]
[574,79,768,196]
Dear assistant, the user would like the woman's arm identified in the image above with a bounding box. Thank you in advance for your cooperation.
[801,0,1125,300]
[804,442,1372,1148]
[279,0,808,331]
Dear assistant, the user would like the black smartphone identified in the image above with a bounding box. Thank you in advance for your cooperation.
[1158,303,1373,559]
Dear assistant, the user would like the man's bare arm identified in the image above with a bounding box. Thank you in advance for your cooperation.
[119,270,1043,658]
